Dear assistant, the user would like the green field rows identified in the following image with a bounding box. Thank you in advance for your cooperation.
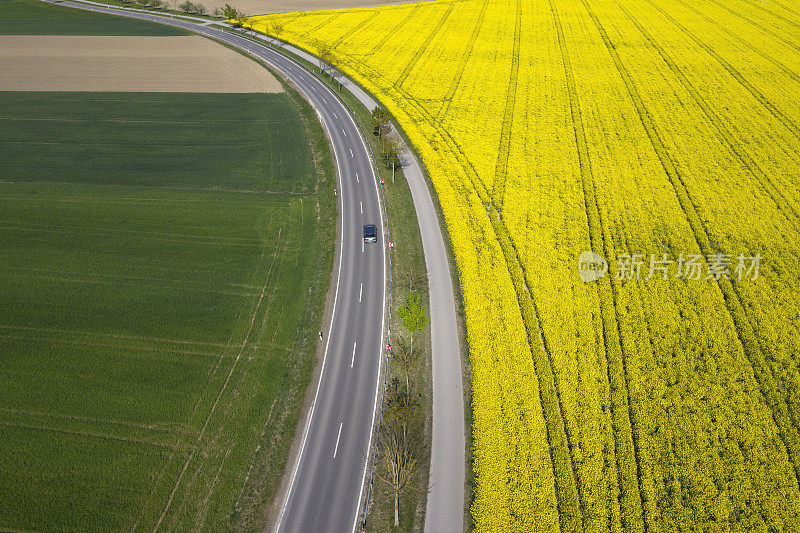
[0,0,188,35]
[0,91,335,530]
[0,93,316,192]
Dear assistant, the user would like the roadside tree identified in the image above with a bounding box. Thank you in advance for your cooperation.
[397,291,428,375]
[371,105,391,139]
[380,131,402,182]
[376,378,423,527]
[222,3,245,25]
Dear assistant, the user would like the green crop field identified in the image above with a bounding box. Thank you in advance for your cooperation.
[0,0,188,34]
[0,91,335,530]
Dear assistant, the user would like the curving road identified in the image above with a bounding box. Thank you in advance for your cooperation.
[44,2,466,531]
[264,42,466,533]
[42,2,386,531]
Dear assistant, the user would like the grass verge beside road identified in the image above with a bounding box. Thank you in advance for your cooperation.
[243,37,435,531]
[253,33,475,531]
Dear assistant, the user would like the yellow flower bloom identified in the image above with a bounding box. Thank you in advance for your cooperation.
[249,0,800,529]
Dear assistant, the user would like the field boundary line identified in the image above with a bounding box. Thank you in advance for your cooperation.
[490,211,585,532]
[194,447,232,529]
[330,10,380,50]
[0,334,225,359]
[0,116,272,125]
[0,272,258,298]
[305,11,341,34]
[4,139,266,148]
[0,408,182,433]
[703,0,800,53]
[0,181,311,196]
[192,279,287,530]
[767,0,800,19]
[167,459,205,529]
[0,421,177,449]
[132,184,287,532]
[3,266,268,292]
[366,4,422,57]
[190,222,295,529]
[0,225,264,247]
[740,0,800,29]
[15,224,265,243]
[3,469,144,495]
[0,325,233,348]
[672,0,800,78]
[233,397,278,509]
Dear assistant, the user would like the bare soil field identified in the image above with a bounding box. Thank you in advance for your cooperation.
[214,0,431,17]
[0,35,283,92]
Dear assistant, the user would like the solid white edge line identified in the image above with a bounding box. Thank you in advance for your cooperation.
[343,82,387,533]
[333,422,343,459]
[351,341,357,368]
[274,70,347,533]
[48,7,387,528]
[277,54,387,533]
[48,7,314,531]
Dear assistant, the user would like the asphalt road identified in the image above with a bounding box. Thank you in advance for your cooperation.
[41,3,387,531]
[266,44,466,533]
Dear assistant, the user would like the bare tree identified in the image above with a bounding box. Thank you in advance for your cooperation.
[393,339,415,392]
[260,21,273,46]
[330,67,344,91]
[371,105,390,139]
[313,41,345,90]
[271,21,285,46]
[380,131,402,182]
[376,379,423,527]
[313,39,330,73]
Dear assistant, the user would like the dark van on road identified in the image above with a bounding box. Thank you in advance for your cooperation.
[363,224,377,243]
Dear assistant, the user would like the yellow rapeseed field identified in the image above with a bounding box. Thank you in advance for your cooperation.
[248,0,800,530]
